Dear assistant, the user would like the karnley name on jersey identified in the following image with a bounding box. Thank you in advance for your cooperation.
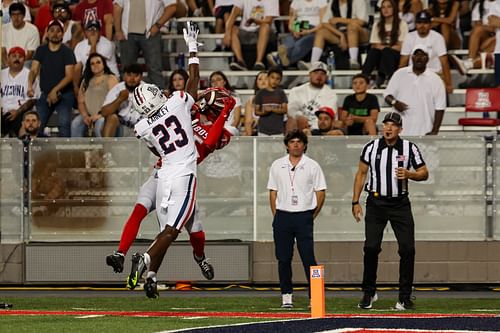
[147,108,167,125]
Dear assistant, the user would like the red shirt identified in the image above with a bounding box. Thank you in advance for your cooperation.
[34,4,53,38]
[73,0,113,36]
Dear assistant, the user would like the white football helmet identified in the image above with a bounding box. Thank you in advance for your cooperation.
[132,83,167,117]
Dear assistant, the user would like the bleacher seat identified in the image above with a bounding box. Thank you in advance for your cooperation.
[458,88,500,127]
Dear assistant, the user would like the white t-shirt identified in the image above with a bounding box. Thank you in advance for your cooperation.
[288,82,338,130]
[488,0,500,54]
[291,0,327,27]
[102,81,144,128]
[337,0,368,22]
[2,21,40,53]
[63,20,76,45]
[472,0,496,25]
[370,19,408,44]
[215,0,233,7]
[74,36,119,76]
[267,154,327,212]
[135,90,197,179]
[384,67,447,136]
[113,0,176,36]
[234,0,279,32]
[400,30,447,74]
[1,67,40,114]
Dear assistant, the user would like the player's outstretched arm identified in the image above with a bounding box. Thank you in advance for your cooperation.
[184,21,201,100]
[204,96,236,150]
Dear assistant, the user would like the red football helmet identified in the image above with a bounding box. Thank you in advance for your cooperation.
[197,87,233,122]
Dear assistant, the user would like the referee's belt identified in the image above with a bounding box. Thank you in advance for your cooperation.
[368,192,408,201]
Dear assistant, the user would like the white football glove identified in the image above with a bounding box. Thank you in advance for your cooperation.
[183,21,203,53]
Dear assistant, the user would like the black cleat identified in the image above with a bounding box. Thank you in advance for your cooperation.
[127,253,146,290]
[106,251,125,273]
[194,253,214,280]
[144,277,159,299]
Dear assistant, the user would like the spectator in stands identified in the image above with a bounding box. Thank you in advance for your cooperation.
[18,110,43,139]
[73,0,113,40]
[287,61,338,132]
[303,106,345,136]
[100,63,144,137]
[42,1,83,49]
[399,10,453,94]
[73,20,118,97]
[28,19,76,137]
[377,0,423,31]
[209,0,234,51]
[165,69,189,95]
[384,45,446,136]
[225,0,279,71]
[114,0,177,89]
[254,67,288,135]
[362,0,408,88]
[2,3,40,68]
[185,0,204,17]
[267,0,328,69]
[429,0,461,50]
[300,0,369,70]
[72,53,119,137]
[2,0,32,24]
[339,74,379,135]
[450,0,497,74]
[209,71,242,135]
[34,0,61,38]
[1,47,40,137]
[488,0,500,87]
[244,70,268,136]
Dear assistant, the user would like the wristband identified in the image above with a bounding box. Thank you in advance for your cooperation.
[188,57,200,65]
[351,201,359,205]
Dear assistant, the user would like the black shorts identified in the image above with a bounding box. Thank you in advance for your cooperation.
[495,53,500,87]
[214,5,233,20]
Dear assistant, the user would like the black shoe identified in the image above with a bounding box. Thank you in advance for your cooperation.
[127,253,146,290]
[358,293,378,309]
[106,251,124,273]
[194,253,214,280]
[395,297,416,310]
[144,277,159,299]
[229,60,247,71]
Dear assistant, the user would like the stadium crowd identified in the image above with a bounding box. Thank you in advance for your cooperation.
[1,0,499,139]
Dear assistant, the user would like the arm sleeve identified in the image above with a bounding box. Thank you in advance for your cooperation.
[400,34,412,56]
[312,162,327,191]
[433,75,447,110]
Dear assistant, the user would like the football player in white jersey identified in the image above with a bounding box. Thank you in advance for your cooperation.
[128,21,202,298]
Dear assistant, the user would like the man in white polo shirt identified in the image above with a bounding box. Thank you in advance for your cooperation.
[267,130,326,309]
[384,44,446,136]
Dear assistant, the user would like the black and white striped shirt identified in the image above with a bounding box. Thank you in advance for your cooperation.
[360,137,426,197]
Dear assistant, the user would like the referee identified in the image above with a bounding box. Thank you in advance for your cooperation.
[351,112,429,311]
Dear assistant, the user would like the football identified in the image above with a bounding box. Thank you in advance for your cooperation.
[199,88,232,121]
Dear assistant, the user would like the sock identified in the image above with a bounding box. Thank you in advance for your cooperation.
[144,252,151,266]
[311,47,323,63]
[215,39,222,47]
[189,231,206,259]
[117,204,148,255]
[146,271,156,281]
[349,47,359,62]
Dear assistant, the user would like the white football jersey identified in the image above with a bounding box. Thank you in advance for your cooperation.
[1,67,40,114]
[135,91,197,179]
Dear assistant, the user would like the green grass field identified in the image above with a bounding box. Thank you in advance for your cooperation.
[1,293,500,333]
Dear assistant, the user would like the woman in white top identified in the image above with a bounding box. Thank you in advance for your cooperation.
[362,0,408,87]
[72,53,119,137]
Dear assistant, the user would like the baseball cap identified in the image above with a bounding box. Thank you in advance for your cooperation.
[382,112,403,127]
[309,61,328,73]
[315,106,335,119]
[8,46,26,58]
[415,10,431,23]
[411,44,429,56]
[85,20,101,30]
[47,19,64,31]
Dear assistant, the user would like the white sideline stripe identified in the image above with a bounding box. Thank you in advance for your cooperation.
[76,315,105,319]
[322,329,500,333]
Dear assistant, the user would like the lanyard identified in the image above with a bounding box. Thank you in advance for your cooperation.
[288,164,297,192]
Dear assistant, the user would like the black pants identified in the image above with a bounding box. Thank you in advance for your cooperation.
[362,47,400,81]
[362,195,415,300]
[273,210,317,295]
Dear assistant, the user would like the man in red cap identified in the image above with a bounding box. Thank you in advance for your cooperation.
[303,106,345,136]
[1,47,40,137]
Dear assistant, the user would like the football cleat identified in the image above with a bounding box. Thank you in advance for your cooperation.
[144,277,159,299]
[127,252,146,290]
[194,253,214,280]
[106,251,125,273]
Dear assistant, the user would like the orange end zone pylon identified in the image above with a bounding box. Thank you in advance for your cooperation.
[310,265,325,318]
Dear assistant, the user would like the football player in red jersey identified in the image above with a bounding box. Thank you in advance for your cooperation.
[106,89,235,286]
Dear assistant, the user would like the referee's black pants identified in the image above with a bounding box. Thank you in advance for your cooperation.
[362,195,415,300]
[273,209,317,295]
